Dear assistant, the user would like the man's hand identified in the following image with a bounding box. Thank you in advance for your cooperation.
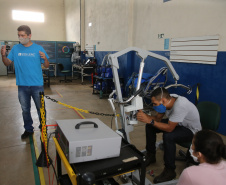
[1,45,11,66]
[137,110,152,123]
[39,51,47,60]
[40,51,49,68]
[1,45,6,56]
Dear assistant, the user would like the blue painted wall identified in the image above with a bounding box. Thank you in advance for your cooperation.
[94,50,226,136]
[33,41,74,77]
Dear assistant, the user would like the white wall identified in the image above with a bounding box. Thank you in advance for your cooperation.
[133,0,226,51]
[68,0,225,51]
[84,0,132,51]
[0,0,66,41]
[64,0,80,42]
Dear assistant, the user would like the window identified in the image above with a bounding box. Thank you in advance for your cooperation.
[12,10,44,22]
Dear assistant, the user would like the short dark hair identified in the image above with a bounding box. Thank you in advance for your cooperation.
[17,25,31,35]
[194,130,226,164]
[150,87,170,101]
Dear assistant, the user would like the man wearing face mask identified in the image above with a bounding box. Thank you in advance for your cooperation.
[1,25,49,139]
[137,87,201,183]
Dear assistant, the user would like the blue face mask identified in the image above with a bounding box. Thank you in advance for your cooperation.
[152,87,171,113]
[153,104,166,113]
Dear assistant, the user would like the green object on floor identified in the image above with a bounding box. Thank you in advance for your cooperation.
[99,90,103,99]
[29,135,41,185]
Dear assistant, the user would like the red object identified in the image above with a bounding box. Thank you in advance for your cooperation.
[149,170,154,176]
[91,73,97,85]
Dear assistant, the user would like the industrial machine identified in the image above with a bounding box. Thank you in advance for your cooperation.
[107,47,191,142]
[55,118,121,163]
[71,42,81,64]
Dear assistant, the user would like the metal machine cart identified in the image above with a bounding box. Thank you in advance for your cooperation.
[53,137,146,185]
[72,64,94,84]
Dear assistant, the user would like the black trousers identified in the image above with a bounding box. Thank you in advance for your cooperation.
[146,123,194,170]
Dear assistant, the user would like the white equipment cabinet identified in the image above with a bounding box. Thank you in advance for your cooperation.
[56,118,122,164]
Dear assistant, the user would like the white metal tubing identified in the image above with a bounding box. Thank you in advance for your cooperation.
[136,59,145,91]
[109,47,179,81]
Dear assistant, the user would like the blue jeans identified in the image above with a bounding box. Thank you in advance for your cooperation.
[18,86,45,133]
[146,123,194,170]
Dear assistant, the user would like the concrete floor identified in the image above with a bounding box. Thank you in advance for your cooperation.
[0,74,225,185]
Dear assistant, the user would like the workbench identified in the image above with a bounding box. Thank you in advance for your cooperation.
[49,63,57,77]
[72,63,94,84]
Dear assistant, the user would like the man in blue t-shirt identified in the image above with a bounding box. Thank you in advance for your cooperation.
[1,25,49,139]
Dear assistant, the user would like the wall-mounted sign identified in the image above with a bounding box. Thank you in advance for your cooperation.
[164,38,170,50]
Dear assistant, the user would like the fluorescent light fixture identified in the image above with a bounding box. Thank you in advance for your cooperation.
[89,22,92,27]
[12,10,44,22]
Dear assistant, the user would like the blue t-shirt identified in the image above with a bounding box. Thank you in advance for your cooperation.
[7,43,49,86]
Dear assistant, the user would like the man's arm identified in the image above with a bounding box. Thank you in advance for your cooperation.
[39,51,49,68]
[152,120,178,132]
[136,110,178,132]
[43,57,49,68]
[1,45,12,66]
[137,110,165,123]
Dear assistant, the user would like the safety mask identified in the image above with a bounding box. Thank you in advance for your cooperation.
[19,37,30,45]
[153,104,166,113]
[189,145,198,163]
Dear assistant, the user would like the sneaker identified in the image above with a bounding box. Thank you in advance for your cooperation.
[153,168,176,184]
[145,152,156,166]
[21,131,34,139]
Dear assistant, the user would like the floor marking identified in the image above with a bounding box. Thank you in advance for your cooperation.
[72,108,86,119]
[33,134,46,185]
[55,90,63,98]
[29,135,41,185]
